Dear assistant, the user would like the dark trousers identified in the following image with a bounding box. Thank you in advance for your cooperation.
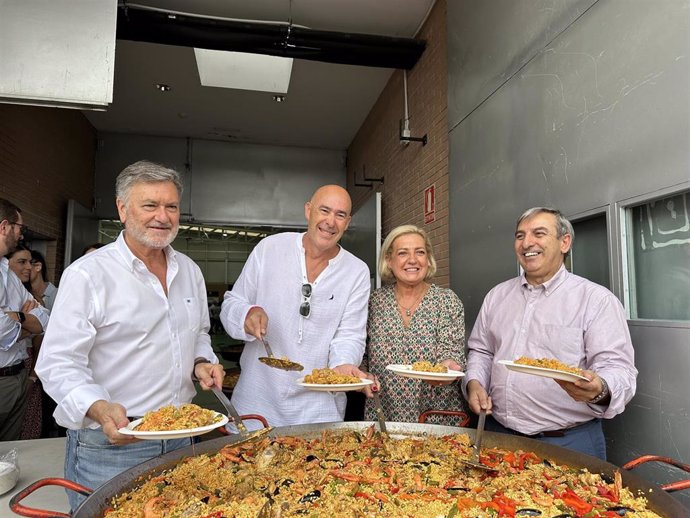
[0,367,28,441]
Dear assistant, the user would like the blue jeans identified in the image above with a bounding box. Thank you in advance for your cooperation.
[65,428,191,511]
[485,415,607,460]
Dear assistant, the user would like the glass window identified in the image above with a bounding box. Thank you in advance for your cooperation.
[626,191,690,321]
[570,214,610,289]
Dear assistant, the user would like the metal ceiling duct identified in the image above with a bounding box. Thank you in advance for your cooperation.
[116,5,426,70]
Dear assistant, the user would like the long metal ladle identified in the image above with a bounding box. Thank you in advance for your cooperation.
[258,337,304,371]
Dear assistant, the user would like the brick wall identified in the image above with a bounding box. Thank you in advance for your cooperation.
[0,104,96,279]
[346,0,450,287]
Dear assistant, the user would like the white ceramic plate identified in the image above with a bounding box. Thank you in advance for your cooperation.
[118,413,229,440]
[498,360,588,382]
[385,364,465,381]
[297,377,374,392]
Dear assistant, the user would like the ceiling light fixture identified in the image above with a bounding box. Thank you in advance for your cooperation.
[155,83,171,92]
[272,95,285,103]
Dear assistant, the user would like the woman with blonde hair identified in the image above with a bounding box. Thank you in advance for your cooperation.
[363,225,467,425]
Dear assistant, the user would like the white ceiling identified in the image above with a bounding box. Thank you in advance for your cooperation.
[84,0,436,150]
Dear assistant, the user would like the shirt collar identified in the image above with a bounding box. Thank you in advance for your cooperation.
[115,231,177,271]
[296,232,345,266]
[520,263,569,295]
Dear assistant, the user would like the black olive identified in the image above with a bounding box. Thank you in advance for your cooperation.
[298,489,321,503]
[305,454,319,462]
[542,459,553,467]
[608,506,635,516]
[200,496,210,504]
[446,487,470,493]
[516,509,541,516]
[551,515,573,518]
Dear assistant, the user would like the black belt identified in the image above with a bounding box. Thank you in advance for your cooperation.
[518,419,597,439]
[0,362,25,377]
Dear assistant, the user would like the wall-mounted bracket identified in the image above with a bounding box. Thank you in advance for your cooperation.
[399,119,427,146]
[354,165,384,188]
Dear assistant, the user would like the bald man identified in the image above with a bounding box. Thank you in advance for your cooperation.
[221,185,373,428]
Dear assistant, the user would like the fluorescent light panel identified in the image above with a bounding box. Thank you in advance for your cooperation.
[194,49,292,94]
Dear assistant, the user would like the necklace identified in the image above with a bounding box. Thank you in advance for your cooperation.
[395,285,427,316]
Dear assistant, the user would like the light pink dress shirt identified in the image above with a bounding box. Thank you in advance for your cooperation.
[465,265,637,435]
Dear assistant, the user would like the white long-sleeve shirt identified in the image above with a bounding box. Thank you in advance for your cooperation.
[0,258,49,365]
[221,232,370,429]
[36,232,218,430]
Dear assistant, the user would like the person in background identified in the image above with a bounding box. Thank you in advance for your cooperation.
[36,161,224,510]
[463,207,637,460]
[28,250,58,311]
[26,249,63,437]
[221,185,373,430]
[0,199,49,441]
[81,242,104,256]
[364,225,467,426]
[6,244,44,439]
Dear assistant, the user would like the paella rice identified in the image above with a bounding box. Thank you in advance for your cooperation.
[514,356,584,376]
[303,368,361,385]
[135,404,221,432]
[411,360,449,373]
[105,426,663,517]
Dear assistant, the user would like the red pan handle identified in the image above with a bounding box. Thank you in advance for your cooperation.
[218,413,270,435]
[622,455,690,492]
[9,477,92,518]
[418,410,470,427]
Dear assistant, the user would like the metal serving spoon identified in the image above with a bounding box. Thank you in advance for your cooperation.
[462,408,496,471]
[258,337,304,371]
[371,385,387,434]
[211,386,272,443]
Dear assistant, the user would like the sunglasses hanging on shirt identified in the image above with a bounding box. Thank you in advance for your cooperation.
[300,283,312,317]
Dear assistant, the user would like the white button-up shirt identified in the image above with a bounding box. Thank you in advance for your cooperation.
[221,233,370,429]
[0,257,50,365]
[36,232,218,430]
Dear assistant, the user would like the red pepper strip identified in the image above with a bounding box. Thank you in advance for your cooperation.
[559,488,594,515]
[354,491,378,502]
[200,513,223,518]
[518,452,541,470]
[596,484,619,502]
[502,452,517,467]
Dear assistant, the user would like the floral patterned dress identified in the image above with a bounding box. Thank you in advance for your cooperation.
[363,284,468,426]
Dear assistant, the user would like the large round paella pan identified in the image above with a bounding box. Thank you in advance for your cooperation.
[11,421,689,517]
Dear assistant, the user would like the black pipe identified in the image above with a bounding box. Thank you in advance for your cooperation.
[116,6,426,70]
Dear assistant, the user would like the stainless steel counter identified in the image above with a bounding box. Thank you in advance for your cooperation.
[1,438,69,516]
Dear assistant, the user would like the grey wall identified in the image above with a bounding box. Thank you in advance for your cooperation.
[448,0,690,503]
[94,132,345,225]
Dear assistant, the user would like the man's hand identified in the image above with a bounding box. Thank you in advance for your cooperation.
[86,400,138,445]
[194,362,226,390]
[333,364,379,397]
[555,370,605,402]
[466,379,493,415]
[244,307,268,340]
[20,299,38,313]
[425,359,463,387]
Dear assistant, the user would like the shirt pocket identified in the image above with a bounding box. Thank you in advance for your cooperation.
[183,297,201,333]
[543,324,584,366]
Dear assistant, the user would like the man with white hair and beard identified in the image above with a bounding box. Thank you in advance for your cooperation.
[37,161,224,511]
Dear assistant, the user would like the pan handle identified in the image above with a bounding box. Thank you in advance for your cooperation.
[218,413,270,435]
[10,477,92,518]
[622,455,690,492]
[418,410,470,427]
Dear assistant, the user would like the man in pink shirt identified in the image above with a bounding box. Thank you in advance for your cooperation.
[464,207,637,459]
